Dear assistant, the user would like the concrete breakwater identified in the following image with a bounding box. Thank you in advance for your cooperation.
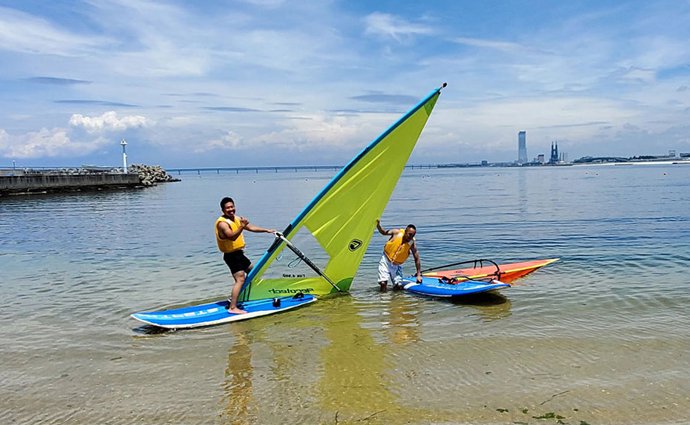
[0,164,177,196]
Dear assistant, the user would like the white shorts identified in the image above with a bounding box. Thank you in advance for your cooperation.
[378,255,403,285]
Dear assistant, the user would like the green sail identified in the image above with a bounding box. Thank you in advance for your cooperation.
[240,85,444,302]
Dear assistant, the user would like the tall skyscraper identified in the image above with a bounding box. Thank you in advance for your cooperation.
[518,131,527,164]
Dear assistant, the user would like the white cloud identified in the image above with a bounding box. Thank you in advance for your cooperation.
[0,7,107,56]
[237,0,287,7]
[192,112,382,155]
[364,12,433,41]
[431,96,637,153]
[197,130,243,153]
[452,37,529,53]
[620,67,656,84]
[69,111,151,133]
[257,113,370,151]
[0,128,108,159]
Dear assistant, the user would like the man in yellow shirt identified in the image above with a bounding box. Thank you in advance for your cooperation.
[376,218,422,292]
[216,197,276,314]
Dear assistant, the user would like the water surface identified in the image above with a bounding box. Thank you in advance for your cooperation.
[1,164,689,424]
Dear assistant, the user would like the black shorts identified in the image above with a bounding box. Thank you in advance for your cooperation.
[223,250,251,274]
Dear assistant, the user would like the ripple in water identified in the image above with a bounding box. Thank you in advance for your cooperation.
[1,166,689,424]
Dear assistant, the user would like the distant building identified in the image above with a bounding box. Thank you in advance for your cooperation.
[549,142,559,164]
[537,154,545,164]
[518,131,527,164]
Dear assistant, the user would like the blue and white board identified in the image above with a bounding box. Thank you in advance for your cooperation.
[131,294,316,329]
[402,276,510,298]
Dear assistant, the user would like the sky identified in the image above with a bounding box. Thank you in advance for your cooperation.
[1,0,690,168]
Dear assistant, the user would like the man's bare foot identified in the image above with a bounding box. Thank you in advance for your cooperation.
[228,307,247,314]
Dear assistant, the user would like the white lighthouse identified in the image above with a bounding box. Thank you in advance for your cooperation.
[120,139,128,173]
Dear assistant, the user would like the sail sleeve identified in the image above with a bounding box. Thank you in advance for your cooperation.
[240,85,444,301]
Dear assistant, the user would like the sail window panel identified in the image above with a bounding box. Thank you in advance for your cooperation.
[258,228,327,282]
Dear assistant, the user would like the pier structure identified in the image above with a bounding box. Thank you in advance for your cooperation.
[0,168,140,196]
[165,164,437,175]
[0,164,175,196]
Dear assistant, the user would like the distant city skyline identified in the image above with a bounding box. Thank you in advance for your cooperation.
[1,1,690,168]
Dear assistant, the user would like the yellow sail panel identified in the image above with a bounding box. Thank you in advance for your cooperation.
[241,87,443,301]
[304,95,440,281]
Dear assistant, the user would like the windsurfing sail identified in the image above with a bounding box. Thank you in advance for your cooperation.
[239,84,446,302]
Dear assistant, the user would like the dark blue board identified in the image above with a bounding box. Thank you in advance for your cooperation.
[131,294,316,329]
[402,276,510,298]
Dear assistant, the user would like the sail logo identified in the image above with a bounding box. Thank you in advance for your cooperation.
[348,239,362,251]
[268,288,314,294]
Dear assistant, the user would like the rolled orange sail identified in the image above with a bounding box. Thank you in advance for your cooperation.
[424,258,559,284]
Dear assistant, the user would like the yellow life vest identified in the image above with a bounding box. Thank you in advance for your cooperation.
[384,229,413,265]
[215,216,245,253]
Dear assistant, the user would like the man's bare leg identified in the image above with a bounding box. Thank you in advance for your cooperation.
[229,271,248,314]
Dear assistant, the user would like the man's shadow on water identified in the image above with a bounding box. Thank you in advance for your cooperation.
[449,291,509,306]
[448,292,512,322]
[132,324,171,335]
[387,288,512,322]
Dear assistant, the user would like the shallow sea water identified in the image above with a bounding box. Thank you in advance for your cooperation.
[1,164,689,424]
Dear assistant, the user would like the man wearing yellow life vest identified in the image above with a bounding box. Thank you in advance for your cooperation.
[216,197,276,314]
[376,218,422,292]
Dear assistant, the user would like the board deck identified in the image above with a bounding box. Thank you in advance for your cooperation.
[402,276,510,298]
[131,294,316,329]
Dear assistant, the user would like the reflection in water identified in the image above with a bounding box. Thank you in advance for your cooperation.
[215,293,514,423]
[449,292,512,322]
[517,168,528,216]
[318,296,401,420]
[216,296,417,423]
[384,293,420,345]
[316,295,462,423]
[222,328,255,425]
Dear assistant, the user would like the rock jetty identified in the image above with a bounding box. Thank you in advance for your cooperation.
[0,164,179,196]
[129,164,179,186]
